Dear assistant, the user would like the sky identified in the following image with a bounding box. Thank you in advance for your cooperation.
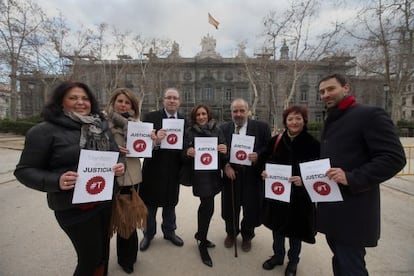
[36,0,361,58]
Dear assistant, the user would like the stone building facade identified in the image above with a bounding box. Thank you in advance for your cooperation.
[0,83,12,119]
[17,35,385,128]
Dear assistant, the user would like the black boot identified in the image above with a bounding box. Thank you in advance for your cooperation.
[198,242,213,267]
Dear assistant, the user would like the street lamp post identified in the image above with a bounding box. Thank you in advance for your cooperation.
[383,83,389,113]
[28,82,35,117]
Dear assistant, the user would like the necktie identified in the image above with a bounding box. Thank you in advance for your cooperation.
[169,116,175,119]
[235,125,241,134]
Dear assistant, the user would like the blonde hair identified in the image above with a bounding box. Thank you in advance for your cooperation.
[106,88,140,119]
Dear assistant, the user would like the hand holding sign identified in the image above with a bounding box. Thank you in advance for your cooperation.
[194,137,218,170]
[230,134,255,166]
[72,149,119,204]
[264,163,292,202]
[126,121,154,157]
[299,158,343,202]
[160,119,185,150]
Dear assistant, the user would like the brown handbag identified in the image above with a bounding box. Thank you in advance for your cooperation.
[109,187,148,239]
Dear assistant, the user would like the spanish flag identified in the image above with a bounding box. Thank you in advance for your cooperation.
[208,13,219,30]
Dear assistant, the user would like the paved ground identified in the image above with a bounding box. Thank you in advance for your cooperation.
[0,133,413,275]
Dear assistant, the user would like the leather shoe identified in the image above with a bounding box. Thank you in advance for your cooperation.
[241,238,252,252]
[164,233,184,246]
[120,264,133,274]
[262,255,284,270]
[194,233,215,248]
[140,236,152,251]
[199,243,213,267]
[285,261,298,276]
[224,234,235,248]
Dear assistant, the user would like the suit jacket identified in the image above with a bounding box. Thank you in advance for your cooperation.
[220,119,271,226]
[140,109,187,207]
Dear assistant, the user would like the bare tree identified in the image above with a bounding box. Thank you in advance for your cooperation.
[131,36,173,114]
[261,0,343,114]
[347,0,414,123]
[0,0,45,119]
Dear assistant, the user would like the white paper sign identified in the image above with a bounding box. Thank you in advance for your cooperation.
[72,149,119,204]
[160,119,185,150]
[126,121,153,158]
[265,163,292,202]
[229,134,255,166]
[194,137,218,170]
[299,158,343,202]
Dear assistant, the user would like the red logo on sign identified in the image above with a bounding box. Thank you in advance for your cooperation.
[235,150,247,161]
[313,181,331,196]
[200,153,212,165]
[271,182,285,195]
[133,139,147,152]
[167,133,178,145]
[86,176,105,195]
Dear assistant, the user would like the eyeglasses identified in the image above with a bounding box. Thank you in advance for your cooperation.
[164,96,179,100]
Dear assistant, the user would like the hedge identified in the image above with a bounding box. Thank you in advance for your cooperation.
[0,116,42,135]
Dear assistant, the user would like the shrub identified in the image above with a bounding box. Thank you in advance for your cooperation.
[0,116,42,135]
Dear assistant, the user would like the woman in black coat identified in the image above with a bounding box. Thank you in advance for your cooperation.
[260,105,320,276]
[183,104,227,267]
[14,81,125,276]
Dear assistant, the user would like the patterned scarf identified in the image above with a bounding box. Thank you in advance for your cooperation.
[64,111,110,151]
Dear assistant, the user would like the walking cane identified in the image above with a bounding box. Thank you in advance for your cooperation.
[230,178,238,257]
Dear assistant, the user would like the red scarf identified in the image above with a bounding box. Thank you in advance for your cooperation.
[338,95,357,110]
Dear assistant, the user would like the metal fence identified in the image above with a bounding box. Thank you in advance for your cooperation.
[398,146,414,176]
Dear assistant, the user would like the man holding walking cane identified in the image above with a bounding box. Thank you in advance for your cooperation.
[220,99,271,253]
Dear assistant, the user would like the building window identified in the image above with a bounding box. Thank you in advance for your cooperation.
[315,112,322,122]
[315,85,321,102]
[300,84,309,102]
[202,85,214,101]
[183,87,193,104]
[225,88,232,101]
[402,97,406,105]
[411,95,414,105]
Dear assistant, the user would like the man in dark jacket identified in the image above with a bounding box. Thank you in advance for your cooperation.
[317,74,406,275]
[220,98,271,252]
[139,88,187,251]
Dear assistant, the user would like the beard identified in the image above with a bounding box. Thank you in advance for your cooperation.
[233,116,246,126]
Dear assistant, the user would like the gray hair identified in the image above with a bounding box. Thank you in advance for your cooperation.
[164,87,180,98]
[230,98,249,111]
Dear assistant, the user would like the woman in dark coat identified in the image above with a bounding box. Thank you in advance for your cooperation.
[260,105,320,276]
[14,81,125,276]
[183,104,227,267]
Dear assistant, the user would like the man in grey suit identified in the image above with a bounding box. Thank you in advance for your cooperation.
[220,99,271,252]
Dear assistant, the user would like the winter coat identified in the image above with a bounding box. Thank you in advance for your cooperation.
[260,130,320,243]
[183,120,226,197]
[317,102,406,247]
[14,113,120,211]
[107,112,142,187]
